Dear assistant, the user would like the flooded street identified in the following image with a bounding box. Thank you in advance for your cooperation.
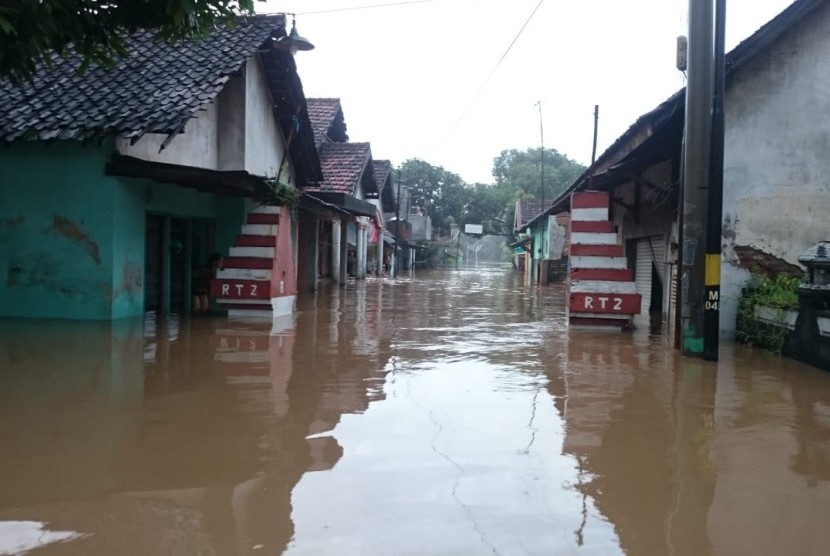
[2,266,830,555]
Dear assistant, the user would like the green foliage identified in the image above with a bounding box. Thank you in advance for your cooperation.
[0,0,254,83]
[257,179,299,209]
[492,148,585,203]
[396,158,467,237]
[736,273,801,353]
[394,149,585,240]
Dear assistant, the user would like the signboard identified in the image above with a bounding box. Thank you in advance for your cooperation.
[465,224,483,235]
[569,292,641,315]
[210,279,270,300]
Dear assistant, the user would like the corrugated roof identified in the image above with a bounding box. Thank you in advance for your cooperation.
[0,15,285,143]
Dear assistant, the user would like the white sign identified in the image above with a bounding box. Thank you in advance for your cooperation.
[465,224,483,235]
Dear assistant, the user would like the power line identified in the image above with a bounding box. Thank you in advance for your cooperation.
[271,0,433,16]
[437,0,545,147]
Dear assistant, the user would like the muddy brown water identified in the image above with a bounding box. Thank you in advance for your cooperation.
[1,266,830,555]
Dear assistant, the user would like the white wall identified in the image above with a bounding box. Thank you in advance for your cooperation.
[244,58,288,180]
[116,56,293,184]
[116,100,220,169]
[721,3,830,336]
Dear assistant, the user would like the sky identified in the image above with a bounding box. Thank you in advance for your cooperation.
[259,0,795,184]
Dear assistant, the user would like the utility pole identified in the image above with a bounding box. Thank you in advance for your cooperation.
[591,105,599,166]
[588,105,599,189]
[536,100,545,207]
[681,0,714,357]
[394,173,402,279]
[704,0,727,361]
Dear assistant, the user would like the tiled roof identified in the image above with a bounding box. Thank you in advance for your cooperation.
[307,142,372,195]
[517,199,546,229]
[372,160,392,192]
[307,98,342,147]
[373,159,395,213]
[0,15,286,143]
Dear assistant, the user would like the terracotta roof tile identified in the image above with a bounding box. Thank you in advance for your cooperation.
[307,97,348,147]
[0,15,286,143]
[372,160,392,193]
[517,199,547,229]
[306,142,372,195]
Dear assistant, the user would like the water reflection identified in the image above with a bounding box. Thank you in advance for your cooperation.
[0,266,829,554]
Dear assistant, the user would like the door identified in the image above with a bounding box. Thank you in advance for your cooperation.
[145,214,164,313]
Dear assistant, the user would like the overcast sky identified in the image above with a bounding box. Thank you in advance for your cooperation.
[259,0,795,184]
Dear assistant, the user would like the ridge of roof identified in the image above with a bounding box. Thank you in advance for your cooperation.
[307,142,373,196]
[0,15,286,143]
[526,0,822,228]
[307,97,350,147]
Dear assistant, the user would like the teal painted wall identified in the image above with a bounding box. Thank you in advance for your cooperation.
[0,141,248,319]
[0,142,117,319]
[529,217,551,261]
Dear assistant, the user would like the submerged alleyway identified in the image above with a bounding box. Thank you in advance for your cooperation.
[2,266,830,555]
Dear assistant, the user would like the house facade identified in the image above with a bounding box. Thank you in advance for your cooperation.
[535,0,829,340]
[0,15,321,319]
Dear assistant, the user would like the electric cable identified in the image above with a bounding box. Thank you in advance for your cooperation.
[436,0,545,147]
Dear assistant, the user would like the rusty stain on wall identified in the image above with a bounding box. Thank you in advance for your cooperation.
[49,215,101,265]
[5,256,83,295]
[2,215,26,226]
[734,245,802,278]
[114,262,143,299]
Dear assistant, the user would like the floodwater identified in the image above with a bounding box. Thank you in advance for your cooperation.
[2,266,830,555]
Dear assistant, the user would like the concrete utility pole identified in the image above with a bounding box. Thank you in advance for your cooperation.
[536,100,545,207]
[704,0,727,361]
[681,0,714,357]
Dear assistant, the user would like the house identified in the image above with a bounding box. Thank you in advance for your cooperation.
[370,160,398,274]
[0,15,321,320]
[299,97,393,287]
[304,142,380,281]
[535,0,830,338]
[513,198,570,285]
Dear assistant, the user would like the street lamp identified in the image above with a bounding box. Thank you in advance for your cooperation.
[274,15,315,54]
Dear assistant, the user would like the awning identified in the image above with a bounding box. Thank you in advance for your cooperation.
[106,154,263,197]
[306,192,376,217]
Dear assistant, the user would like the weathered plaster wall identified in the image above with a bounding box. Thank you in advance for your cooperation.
[114,56,291,183]
[721,3,830,336]
[115,100,220,169]
[217,72,246,171]
[0,142,247,319]
[244,58,285,179]
[0,142,117,319]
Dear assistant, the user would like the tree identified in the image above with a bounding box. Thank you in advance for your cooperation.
[0,0,254,83]
[461,182,513,236]
[491,148,585,238]
[396,158,468,237]
[492,147,585,203]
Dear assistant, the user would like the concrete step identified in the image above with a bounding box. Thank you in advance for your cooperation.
[570,280,638,294]
[247,213,280,225]
[241,224,278,236]
[251,204,281,215]
[221,257,273,270]
[570,256,628,270]
[571,232,619,245]
[229,246,275,259]
[216,268,272,281]
[570,244,623,257]
[236,234,277,247]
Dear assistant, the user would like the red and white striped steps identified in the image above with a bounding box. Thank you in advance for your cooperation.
[568,192,641,329]
[211,205,285,317]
